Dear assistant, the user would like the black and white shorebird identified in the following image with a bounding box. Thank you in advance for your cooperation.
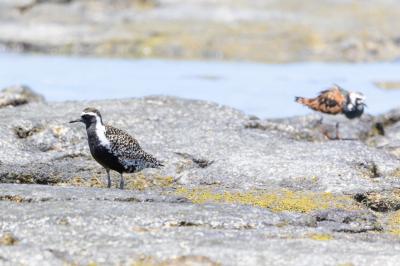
[70,107,163,189]
[295,84,366,139]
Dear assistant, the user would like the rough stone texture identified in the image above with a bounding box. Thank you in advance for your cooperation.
[0,85,45,108]
[1,184,399,266]
[1,0,400,62]
[0,96,399,194]
[368,107,400,158]
[1,94,400,265]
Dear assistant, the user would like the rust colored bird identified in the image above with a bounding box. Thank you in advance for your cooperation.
[295,85,366,139]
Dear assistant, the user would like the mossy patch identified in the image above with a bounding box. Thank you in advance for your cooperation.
[67,176,92,187]
[175,188,356,213]
[354,190,400,212]
[307,233,333,241]
[391,168,400,178]
[65,174,175,190]
[366,122,385,138]
[0,232,18,246]
[0,195,29,203]
[3,172,35,184]
[13,125,44,139]
[51,126,68,138]
[125,174,175,190]
[357,161,380,178]
[132,257,158,266]
[7,0,400,62]
[132,255,220,266]
[374,81,400,90]
[133,0,159,9]
[387,211,400,235]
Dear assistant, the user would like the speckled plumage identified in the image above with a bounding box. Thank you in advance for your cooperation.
[70,108,163,189]
[105,125,163,172]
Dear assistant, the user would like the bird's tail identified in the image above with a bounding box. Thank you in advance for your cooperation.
[147,157,164,169]
[295,96,320,111]
[154,160,164,168]
[295,96,315,107]
[295,96,306,104]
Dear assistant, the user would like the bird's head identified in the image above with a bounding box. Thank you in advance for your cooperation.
[348,92,366,110]
[69,107,103,128]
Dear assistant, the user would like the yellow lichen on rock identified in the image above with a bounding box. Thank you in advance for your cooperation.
[126,173,175,190]
[307,233,333,241]
[0,232,18,246]
[387,211,400,235]
[176,188,355,213]
[132,255,220,266]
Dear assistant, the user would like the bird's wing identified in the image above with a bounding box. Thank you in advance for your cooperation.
[105,125,162,169]
[315,86,347,114]
[297,86,346,114]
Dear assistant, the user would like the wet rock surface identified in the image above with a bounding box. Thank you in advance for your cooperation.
[1,93,400,265]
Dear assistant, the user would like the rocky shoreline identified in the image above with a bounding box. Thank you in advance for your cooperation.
[1,87,400,265]
[1,0,400,62]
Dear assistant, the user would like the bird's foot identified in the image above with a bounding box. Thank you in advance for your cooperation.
[324,132,341,140]
[321,128,341,140]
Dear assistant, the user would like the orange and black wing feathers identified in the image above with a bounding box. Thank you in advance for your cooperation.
[295,86,346,115]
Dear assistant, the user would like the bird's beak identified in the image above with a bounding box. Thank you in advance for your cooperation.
[69,118,83,123]
[363,103,368,108]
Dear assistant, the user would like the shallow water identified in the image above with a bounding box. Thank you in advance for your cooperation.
[1,53,400,118]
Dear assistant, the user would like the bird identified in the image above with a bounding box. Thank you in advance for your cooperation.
[295,84,366,139]
[69,107,163,189]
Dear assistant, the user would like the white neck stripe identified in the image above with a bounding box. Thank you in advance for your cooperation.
[95,117,110,147]
[81,112,98,117]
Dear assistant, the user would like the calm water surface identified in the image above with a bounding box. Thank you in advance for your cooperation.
[1,53,400,118]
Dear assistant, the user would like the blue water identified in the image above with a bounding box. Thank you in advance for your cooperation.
[1,53,400,118]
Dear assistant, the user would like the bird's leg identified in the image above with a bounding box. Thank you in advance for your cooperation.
[335,122,341,140]
[317,115,324,125]
[105,168,111,188]
[318,116,331,139]
[321,122,340,140]
[119,173,125,190]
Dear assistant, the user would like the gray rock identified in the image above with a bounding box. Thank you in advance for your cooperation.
[368,107,400,158]
[0,184,400,266]
[0,96,399,194]
[1,0,400,62]
[250,113,376,142]
[312,209,382,233]
[0,85,45,108]
[1,95,400,265]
